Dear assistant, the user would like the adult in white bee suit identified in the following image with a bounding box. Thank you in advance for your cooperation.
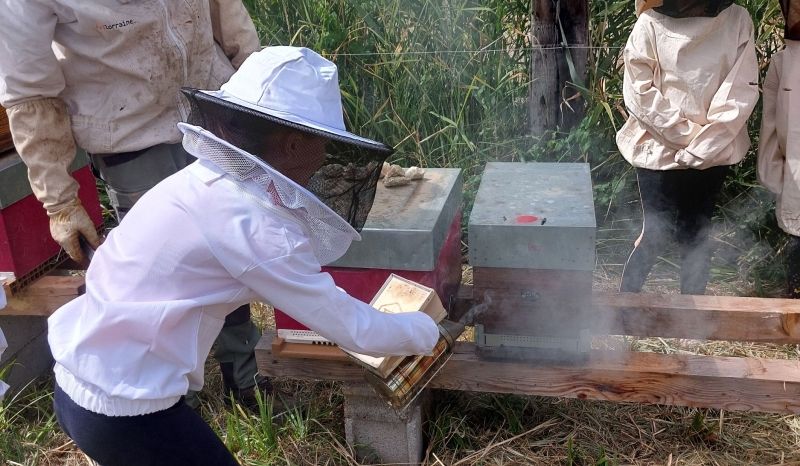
[758,0,800,297]
[617,0,759,294]
[47,46,441,466]
[0,1,267,408]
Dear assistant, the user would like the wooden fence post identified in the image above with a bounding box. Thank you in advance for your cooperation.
[529,0,589,135]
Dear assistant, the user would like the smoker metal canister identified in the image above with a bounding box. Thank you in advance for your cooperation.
[364,320,464,411]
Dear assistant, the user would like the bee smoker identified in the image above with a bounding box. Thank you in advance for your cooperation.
[363,319,465,411]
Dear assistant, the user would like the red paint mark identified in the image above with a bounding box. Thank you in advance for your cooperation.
[516,214,539,224]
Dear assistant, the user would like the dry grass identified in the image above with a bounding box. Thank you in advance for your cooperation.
[4,265,800,465]
[250,273,800,466]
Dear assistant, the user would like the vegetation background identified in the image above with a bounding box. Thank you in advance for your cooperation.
[3,1,799,465]
[245,0,788,296]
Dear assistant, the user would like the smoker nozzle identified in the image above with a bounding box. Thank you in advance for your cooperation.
[437,319,466,347]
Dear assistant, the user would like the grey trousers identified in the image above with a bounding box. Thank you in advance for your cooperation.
[89,143,261,392]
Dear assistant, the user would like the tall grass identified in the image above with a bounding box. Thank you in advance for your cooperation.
[1,4,797,466]
[245,0,535,209]
[244,0,790,293]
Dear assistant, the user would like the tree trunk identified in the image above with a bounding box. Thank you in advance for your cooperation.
[529,0,589,136]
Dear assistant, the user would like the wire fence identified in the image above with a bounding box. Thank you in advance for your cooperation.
[261,45,625,56]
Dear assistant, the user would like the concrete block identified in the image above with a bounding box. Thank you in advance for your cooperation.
[0,316,52,393]
[343,382,428,465]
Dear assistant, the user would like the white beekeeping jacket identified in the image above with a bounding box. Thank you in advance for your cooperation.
[616,5,759,171]
[48,159,439,417]
[0,0,259,153]
[758,41,800,236]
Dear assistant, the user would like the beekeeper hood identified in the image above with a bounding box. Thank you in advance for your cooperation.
[179,47,392,265]
[636,0,734,17]
[782,0,800,40]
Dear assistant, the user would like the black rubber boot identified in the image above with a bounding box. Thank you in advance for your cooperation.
[220,362,273,413]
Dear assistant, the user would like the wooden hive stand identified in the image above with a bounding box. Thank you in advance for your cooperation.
[256,287,800,465]
[1,273,85,391]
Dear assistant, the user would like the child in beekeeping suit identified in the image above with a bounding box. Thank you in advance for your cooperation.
[618,0,759,294]
[758,0,800,298]
[47,46,441,466]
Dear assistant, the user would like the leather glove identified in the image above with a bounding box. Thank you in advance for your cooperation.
[49,199,102,263]
[380,162,425,187]
[6,98,98,261]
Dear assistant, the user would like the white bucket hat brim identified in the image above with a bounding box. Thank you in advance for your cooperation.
[200,89,390,151]
[182,46,392,154]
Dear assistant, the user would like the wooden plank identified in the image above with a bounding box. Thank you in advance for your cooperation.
[593,292,800,343]
[257,334,363,381]
[272,337,349,362]
[453,286,800,343]
[2,275,85,316]
[0,105,13,153]
[257,334,800,414]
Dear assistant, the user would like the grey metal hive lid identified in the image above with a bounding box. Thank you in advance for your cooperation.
[0,149,91,209]
[468,162,596,271]
[330,168,463,271]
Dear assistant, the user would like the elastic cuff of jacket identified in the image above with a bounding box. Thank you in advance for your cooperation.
[6,96,68,113]
[47,198,82,218]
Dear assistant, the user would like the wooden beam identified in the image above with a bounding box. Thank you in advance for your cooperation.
[2,275,85,316]
[271,337,349,362]
[593,292,800,344]
[257,334,800,414]
[452,286,800,343]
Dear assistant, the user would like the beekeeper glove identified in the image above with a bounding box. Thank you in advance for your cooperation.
[49,199,101,262]
[6,98,99,261]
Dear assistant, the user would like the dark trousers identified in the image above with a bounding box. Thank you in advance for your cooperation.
[787,235,800,299]
[53,385,240,466]
[620,166,729,295]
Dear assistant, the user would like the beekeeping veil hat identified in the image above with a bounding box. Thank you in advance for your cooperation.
[782,0,800,40]
[636,0,734,17]
[179,46,392,265]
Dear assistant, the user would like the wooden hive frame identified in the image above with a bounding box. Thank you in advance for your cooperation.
[258,286,800,414]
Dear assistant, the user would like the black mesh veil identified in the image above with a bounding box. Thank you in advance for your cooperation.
[782,0,800,40]
[181,88,391,231]
[653,0,734,17]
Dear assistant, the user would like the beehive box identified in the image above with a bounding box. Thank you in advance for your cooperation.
[468,162,595,354]
[0,149,103,284]
[275,168,463,340]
